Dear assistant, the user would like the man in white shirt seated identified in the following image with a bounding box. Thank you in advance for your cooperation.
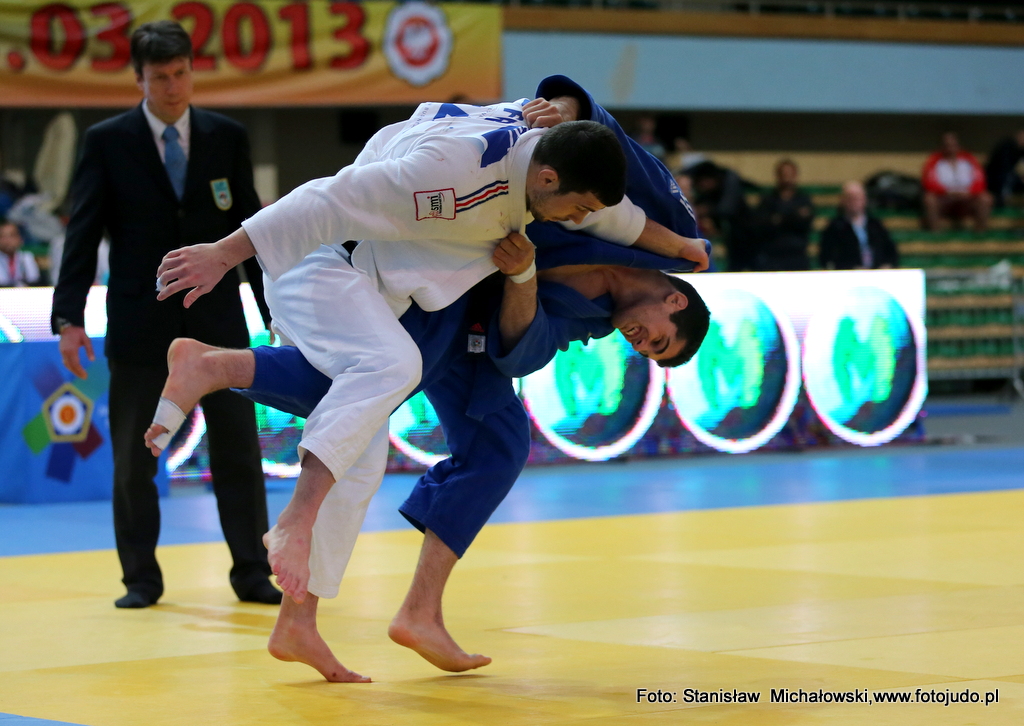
[0,221,41,287]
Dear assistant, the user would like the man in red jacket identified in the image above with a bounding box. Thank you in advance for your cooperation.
[921,132,992,232]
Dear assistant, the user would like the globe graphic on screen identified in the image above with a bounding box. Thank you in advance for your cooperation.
[520,335,662,460]
[667,288,796,453]
[0,313,23,343]
[803,286,920,441]
[390,391,448,465]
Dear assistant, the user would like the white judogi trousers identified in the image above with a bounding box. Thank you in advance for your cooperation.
[264,245,422,598]
[305,423,389,599]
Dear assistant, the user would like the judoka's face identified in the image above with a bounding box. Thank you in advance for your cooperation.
[612,291,688,362]
[528,187,605,225]
[526,168,605,224]
[137,56,194,125]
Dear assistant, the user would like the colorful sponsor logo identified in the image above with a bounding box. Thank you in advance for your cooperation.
[414,188,456,220]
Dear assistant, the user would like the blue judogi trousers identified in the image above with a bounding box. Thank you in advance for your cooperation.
[243,338,530,559]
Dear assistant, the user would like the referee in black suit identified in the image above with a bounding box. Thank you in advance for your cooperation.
[52,21,281,608]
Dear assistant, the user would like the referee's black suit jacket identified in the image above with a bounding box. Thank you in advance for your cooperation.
[52,102,274,601]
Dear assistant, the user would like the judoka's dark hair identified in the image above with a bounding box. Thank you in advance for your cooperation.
[533,121,626,207]
[131,20,194,75]
[659,274,710,368]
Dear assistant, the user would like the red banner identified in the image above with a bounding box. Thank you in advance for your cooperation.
[0,0,502,106]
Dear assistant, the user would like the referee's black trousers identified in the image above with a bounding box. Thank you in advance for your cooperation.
[108,358,272,601]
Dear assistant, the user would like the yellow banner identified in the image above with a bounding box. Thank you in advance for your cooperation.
[0,0,501,106]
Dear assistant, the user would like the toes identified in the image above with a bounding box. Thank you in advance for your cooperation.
[143,425,167,457]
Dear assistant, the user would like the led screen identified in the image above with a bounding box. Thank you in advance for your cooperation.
[389,392,447,466]
[0,271,927,476]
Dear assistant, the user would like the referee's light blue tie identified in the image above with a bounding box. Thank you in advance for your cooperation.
[162,125,187,200]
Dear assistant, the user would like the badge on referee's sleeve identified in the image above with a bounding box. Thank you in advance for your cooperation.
[210,179,232,210]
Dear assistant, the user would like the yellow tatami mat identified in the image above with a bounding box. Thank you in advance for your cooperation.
[2,489,1023,725]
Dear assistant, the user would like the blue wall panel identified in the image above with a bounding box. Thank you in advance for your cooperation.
[504,32,1024,114]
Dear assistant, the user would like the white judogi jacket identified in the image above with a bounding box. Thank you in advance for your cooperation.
[242,100,645,317]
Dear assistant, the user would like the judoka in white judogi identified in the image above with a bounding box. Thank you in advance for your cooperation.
[160,99,640,600]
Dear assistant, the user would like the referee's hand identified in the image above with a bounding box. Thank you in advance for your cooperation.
[58,325,94,380]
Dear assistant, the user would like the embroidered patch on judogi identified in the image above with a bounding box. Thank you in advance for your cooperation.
[414,188,455,220]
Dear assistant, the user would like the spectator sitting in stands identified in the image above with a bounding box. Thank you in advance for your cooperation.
[984,129,1024,208]
[753,158,815,271]
[0,175,23,219]
[0,220,40,287]
[631,114,666,160]
[921,132,992,232]
[819,181,899,270]
[673,172,693,201]
[689,160,754,271]
[663,137,706,175]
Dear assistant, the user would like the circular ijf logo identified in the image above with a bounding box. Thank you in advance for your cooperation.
[520,336,664,461]
[383,2,453,87]
[42,382,93,443]
[667,289,800,454]
[802,286,925,446]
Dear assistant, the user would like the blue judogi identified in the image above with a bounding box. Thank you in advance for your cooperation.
[526,75,700,255]
[239,75,704,557]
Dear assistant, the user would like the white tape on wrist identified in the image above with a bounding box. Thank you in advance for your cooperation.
[509,261,536,284]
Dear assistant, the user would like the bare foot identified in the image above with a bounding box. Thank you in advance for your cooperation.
[264,524,312,603]
[388,611,491,672]
[269,614,370,683]
[143,338,221,456]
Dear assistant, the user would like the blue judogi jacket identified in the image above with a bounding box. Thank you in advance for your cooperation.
[527,74,701,257]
